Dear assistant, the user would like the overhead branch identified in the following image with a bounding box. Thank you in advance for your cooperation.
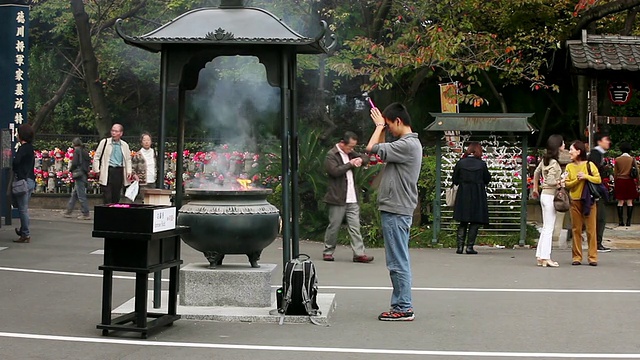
[95,0,147,35]
[572,0,640,38]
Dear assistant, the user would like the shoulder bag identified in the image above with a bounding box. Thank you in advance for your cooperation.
[11,175,28,196]
[631,158,638,179]
[553,187,571,212]
[586,161,607,201]
[445,184,458,207]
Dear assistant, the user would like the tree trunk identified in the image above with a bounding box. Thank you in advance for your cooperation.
[572,0,640,38]
[578,75,588,138]
[371,0,392,41]
[31,53,82,132]
[311,54,336,140]
[621,7,639,35]
[70,0,112,137]
[535,107,552,148]
[407,67,430,103]
[481,70,508,113]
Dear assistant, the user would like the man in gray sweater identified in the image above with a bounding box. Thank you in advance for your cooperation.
[366,102,422,321]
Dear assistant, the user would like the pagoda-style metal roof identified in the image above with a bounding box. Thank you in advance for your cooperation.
[115,1,334,54]
[425,113,537,133]
[567,30,640,72]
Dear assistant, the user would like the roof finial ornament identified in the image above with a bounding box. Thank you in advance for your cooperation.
[219,0,245,8]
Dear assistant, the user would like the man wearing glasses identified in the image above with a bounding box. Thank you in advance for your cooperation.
[93,124,134,204]
[322,131,374,263]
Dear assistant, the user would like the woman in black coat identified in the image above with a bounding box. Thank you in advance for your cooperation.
[452,142,491,254]
[12,124,36,243]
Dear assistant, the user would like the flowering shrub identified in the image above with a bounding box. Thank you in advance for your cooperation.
[31,144,269,194]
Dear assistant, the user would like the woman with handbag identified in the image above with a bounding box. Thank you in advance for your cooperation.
[12,124,36,243]
[565,140,601,266]
[531,135,564,267]
[452,142,491,254]
[63,138,91,220]
[613,142,638,227]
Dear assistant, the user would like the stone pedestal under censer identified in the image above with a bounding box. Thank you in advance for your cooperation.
[113,260,336,325]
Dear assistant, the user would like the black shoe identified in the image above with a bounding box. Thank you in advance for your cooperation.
[589,262,598,266]
[14,228,21,237]
[572,261,581,265]
[597,245,611,253]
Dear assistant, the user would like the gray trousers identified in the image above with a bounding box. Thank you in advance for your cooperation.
[323,203,366,256]
[596,199,606,246]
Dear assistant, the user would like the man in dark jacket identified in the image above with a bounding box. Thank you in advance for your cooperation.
[322,131,374,263]
[587,133,612,252]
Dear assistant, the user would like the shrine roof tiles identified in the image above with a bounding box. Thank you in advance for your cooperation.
[567,32,640,72]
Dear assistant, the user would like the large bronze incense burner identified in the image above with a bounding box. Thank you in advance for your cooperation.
[178,188,279,268]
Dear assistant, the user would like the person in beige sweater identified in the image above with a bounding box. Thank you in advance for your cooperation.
[532,135,564,267]
[614,142,639,226]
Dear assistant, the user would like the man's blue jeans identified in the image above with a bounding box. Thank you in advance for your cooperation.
[67,178,90,215]
[17,178,35,237]
[380,211,413,312]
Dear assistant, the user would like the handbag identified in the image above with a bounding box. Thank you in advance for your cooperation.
[632,158,638,179]
[445,184,458,207]
[586,161,608,201]
[11,177,28,196]
[553,187,571,212]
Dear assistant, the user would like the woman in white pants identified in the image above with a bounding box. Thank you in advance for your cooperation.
[532,135,564,267]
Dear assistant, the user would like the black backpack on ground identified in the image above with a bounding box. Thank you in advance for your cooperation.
[277,254,320,324]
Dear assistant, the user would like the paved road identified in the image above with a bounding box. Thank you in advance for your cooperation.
[0,209,638,359]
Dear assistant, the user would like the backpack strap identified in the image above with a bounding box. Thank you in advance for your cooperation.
[96,138,108,172]
[279,259,297,325]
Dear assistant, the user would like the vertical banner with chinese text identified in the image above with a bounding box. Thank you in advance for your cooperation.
[1,3,29,219]
[0,3,30,145]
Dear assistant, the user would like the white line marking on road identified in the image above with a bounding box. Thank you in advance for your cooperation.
[0,247,7,252]
[90,250,104,255]
[0,266,639,294]
[0,331,638,358]
[0,267,167,282]
[314,286,640,294]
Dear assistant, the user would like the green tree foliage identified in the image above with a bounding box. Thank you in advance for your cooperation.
[328,1,574,103]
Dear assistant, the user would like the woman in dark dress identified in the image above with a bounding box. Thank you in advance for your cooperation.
[453,142,492,254]
[614,142,639,226]
[13,124,36,243]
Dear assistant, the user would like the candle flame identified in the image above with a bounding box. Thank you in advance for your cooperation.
[236,179,251,190]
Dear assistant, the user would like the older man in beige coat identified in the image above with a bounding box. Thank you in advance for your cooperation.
[93,124,133,204]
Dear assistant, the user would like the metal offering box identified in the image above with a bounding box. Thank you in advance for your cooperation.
[94,204,176,234]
